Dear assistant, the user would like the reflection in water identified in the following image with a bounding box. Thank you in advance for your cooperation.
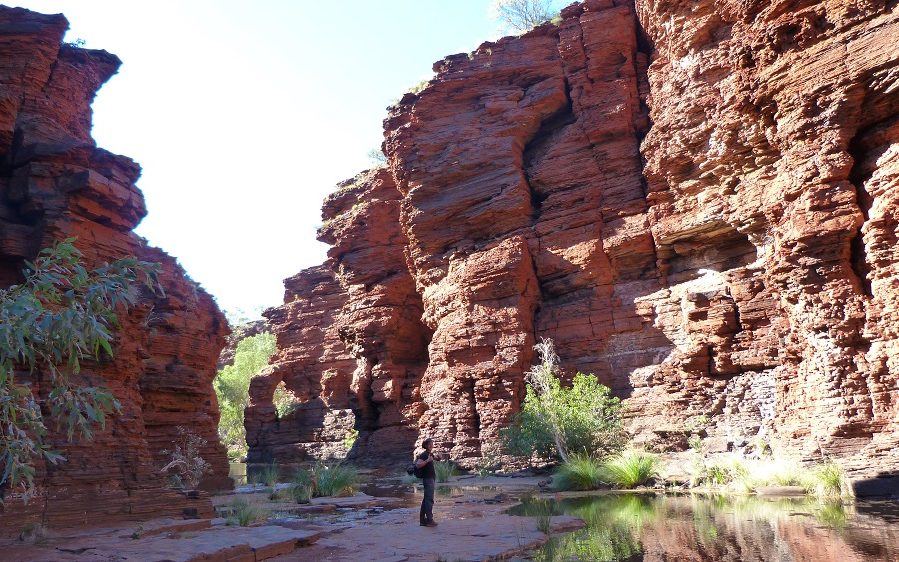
[509,493,899,561]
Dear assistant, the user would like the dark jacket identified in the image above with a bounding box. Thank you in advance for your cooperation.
[417,450,436,480]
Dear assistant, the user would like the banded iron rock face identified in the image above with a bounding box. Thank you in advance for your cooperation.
[0,8,229,533]
[251,0,899,475]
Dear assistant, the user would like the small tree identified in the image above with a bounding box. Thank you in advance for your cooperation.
[502,339,626,462]
[366,148,387,166]
[161,427,211,490]
[491,0,561,33]
[0,239,159,502]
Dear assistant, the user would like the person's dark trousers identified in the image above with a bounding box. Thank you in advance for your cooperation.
[420,478,435,524]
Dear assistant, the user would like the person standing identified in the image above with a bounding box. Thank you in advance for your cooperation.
[415,438,438,527]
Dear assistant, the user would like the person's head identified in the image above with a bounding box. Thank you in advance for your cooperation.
[422,438,433,451]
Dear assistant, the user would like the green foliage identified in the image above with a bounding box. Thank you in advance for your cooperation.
[226,496,262,527]
[501,340,625,462]
[810,462,853,498]
[434,460,457,483]
[686,453,850,497]
[552,454,604,491]
[536,512,552,535]
[272,380,299,419]
[313,463,358,497]
[692,456,748,489]
[0,239,159,502]
[600,449,661,489]
[343,428,358,451]
[288,482,312,503]
[288,469,313,503]
[258,463,280,487]
[213,332,276,459]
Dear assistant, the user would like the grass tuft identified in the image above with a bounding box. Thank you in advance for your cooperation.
[600,449,661,489]
[552,454,604,491]
[257,463,280,487]
[227,497,263,527]
[810,462,853,498]
[434,460,458,483]
[313,463,358,497]
[536,513,552,535]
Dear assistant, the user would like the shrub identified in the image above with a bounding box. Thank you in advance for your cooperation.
[313,463,357,497]
[600,449,661,489]
[227,497,262,527]
[434,460,457,483]
[552,455,604,491]
[160,427,211,490]
[490,0,561,33]
[501,340,626,462]
[0,239,159,502]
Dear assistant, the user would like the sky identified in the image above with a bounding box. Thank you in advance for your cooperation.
[8,0,513,319]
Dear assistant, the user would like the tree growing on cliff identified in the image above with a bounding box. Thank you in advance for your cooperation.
[213,332,277,459]
[491,0,562,33]
[501,339,626,463]
[0,239,160,503]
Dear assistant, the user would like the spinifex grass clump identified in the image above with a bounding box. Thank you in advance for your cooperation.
[227,497,263,527]
[313,463,358,497]
[552,455,605,491]
[287,467,313,503]
[258,463,280,487]
[600,449,661,489]
[434,460,458,483]
[810,462,853,498]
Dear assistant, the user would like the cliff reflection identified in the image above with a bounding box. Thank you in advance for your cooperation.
[509,493,899,561]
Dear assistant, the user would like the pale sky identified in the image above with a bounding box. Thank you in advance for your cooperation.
[8,0,521,318]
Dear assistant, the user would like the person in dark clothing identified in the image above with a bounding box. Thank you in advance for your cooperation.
[415,438,437,527]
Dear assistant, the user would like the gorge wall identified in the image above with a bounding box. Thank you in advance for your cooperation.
[0,8,229,533]
[248,0,899,476]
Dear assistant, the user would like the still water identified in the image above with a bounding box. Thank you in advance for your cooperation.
[508,493,899,562]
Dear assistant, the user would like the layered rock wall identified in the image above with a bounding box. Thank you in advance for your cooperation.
[0,8,229,533]
[252,0,899,475]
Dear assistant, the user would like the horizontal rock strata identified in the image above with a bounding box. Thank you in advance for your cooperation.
[253,0,899,475]
[0,7,229,534]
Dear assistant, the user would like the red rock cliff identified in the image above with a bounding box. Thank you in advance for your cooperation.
[0,7,229,533]
[252,0,899,476]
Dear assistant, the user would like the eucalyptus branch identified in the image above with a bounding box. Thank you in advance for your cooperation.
[0,238,161,503]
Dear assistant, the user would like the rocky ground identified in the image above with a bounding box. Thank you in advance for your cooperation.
[0,476,580,562]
